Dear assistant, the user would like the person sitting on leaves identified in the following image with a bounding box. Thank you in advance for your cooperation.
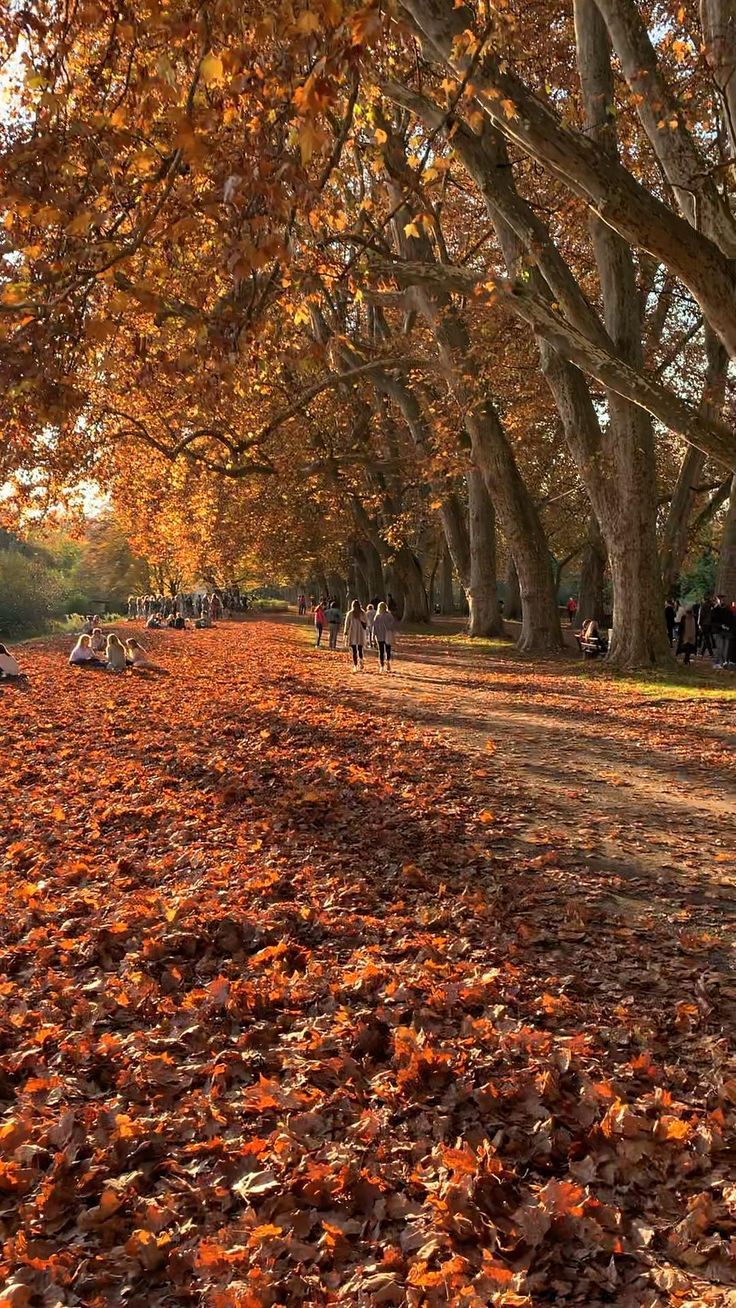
[105,633,127,672]
[125,638,160,671]
[90,626,106,654]
[0,643,26,680]
[69,634,104,667]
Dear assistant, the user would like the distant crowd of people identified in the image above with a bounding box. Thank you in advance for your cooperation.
[304,593,399,671]
[127,589,248,626]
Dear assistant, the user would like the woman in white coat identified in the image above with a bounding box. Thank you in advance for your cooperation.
[373,602,397,673]
[69,634,104,667]
[343,600,367,671]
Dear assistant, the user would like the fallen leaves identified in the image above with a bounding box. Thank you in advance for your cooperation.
[0,619,735,1305]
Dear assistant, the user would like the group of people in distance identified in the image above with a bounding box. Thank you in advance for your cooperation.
[69,617,161,673]
[665,595,736,668]
[127,589,247,625]
[310,595,398,672]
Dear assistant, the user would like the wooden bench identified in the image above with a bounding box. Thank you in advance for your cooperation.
[575,632,609,659]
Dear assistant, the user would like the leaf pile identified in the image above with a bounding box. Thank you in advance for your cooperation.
[1,620,735,1307]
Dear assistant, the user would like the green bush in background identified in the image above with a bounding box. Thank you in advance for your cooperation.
[0,549,66,636]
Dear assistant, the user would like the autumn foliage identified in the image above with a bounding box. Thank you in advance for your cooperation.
[1,618,735,1305]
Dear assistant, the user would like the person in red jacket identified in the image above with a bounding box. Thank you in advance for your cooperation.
[566,596,578,626]
[314,600,326,647]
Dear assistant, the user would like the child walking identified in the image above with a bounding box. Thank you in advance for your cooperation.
[365,603,376,648]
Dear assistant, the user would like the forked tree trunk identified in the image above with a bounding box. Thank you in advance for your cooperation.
[354,540,384,606]
[716,476,736,597]
[392,545,430,622]
[466,469,504,637]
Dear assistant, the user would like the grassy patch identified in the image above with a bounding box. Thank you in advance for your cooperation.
[580,661,736,700]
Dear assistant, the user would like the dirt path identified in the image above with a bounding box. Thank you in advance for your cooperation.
[294,618,736,929]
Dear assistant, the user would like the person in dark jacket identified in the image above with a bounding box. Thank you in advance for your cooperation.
[697,596,715,656]
[711,596,733,667]
[325,598,342,650]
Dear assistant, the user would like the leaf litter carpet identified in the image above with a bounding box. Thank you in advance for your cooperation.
[1,618,735,1307]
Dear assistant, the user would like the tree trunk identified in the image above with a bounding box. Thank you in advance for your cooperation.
[716,475,736,597]
[466,468,504,637]
[607,535,671,665]
[326,573,346,605]
[354,539,384,606]
[439,543,454,613]
[505,557,522,620]
[383,156,562,654]
[578,513,607,624]
[392,545,430,622]
[573,0,672,669]
[439,491,471,588]
[660,446,706,597]
[660,329,729,594]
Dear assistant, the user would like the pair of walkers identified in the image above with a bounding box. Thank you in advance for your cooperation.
[344,600,396,672]
[314,598,343,649]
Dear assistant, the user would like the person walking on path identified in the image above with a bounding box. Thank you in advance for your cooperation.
[325,597,342,650]
[314,600,326,647]
[373,601,397,673]
[676,605,697,666]
[566,596,578,626]
[365,603,376,648]
[344,599,367,671]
